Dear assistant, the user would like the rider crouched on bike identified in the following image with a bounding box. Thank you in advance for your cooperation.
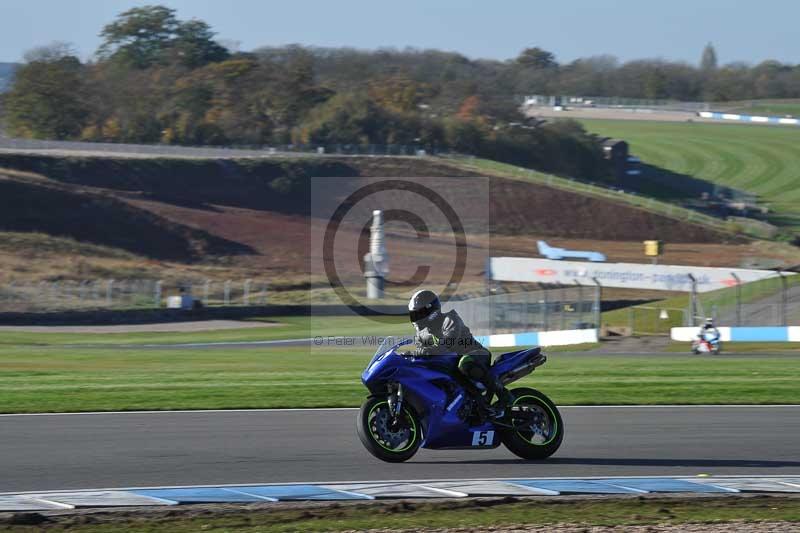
[405,289,511,417]
[698,317,720,343]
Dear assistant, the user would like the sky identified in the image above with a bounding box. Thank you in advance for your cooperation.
[1,0,798,65]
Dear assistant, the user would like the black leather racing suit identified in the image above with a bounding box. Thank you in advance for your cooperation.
[412,310,500,402]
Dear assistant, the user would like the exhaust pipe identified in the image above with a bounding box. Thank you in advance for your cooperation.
[500,354,547,385]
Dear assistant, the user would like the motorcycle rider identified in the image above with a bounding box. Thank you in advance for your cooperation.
[698,317,720,344]
[405,289,511,417]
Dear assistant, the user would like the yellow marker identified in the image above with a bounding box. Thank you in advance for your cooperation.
[644,240,662,257]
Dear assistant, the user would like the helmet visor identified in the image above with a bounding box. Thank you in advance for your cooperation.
[409,306,436,324]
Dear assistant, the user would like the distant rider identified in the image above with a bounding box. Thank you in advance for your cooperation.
[405,289,511,417]
[698,317,720,343]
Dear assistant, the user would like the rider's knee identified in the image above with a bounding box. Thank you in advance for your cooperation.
[458,355,486,380]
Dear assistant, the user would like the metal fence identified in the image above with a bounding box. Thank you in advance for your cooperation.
[701,283,800,328]
[520,94,712,112]
[627,273,800,335]
[0,137,455,158]
[0,279,269,313]
[450,286,600,336]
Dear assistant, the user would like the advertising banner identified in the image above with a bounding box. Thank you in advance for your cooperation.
[487,257,790,292]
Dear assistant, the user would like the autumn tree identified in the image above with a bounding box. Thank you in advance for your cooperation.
[5,44,88,139]
[97,5,180,67]
[368,76,425,113]
[97,5,228,68]
[168,19,230,68]
[700,42,718,71]
[456,95,481,120]
[294,92,387,145]
[516,47,558,70]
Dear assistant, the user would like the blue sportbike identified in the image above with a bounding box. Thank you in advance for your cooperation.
[357,338,564,462]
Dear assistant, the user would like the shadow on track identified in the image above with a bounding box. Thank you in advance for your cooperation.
[415,457,800,468]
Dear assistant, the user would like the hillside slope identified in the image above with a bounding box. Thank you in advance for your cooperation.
[0,153,792,293]
[579,119,800,233]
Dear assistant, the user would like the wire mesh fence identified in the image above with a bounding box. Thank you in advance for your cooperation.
[626,273,800,335]
[0,137,457,158]
[695,273,800,327]
[520,94,712,112]
[0,279,270,313]
[450,286,600,336]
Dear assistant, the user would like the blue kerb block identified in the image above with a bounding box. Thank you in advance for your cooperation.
[730,327,788,342]
[133,487,276,503]
[511,479,644,494]
[233,485,372,501]
[514,332,539,346]
[601,478,738,493]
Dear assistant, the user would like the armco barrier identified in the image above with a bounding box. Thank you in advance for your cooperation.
[698,111,800,126]
[477,328,598,348]
[671,326,800,342]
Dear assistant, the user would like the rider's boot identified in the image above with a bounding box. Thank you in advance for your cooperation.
[484,376,512,419]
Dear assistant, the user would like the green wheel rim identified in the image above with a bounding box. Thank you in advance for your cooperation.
[367,401,418,453]
[512,394,558,446]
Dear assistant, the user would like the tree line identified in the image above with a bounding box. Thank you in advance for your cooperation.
[0,6,614,181]
[5,6,799,180]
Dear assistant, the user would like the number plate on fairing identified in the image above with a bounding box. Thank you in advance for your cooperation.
[471,430,495,446]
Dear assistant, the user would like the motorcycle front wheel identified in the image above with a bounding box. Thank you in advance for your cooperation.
[357,396,422,462]
[500,387,564,460]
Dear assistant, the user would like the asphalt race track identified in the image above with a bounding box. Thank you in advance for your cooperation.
[2,406,799,493]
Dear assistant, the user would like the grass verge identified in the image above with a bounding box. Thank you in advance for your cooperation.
[0,315,409,346]
[666,341,800,353]
[578,119,800,233]
[6,496,800,532]
[1,345,798,413]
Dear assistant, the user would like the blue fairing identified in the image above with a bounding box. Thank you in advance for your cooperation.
[362,341,543,449]
[489,347,542,381]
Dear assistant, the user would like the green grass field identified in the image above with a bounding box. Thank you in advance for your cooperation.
[1,314,797,413]
[579,119,800,232]
[720,99,800,117]
[1,343,797,413]
[0,315,409,347]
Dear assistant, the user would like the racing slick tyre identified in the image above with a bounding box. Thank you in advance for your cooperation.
[357,396,422,462]
[500,387,564,460]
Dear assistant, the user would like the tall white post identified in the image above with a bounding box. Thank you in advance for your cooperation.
[363,209,389,299]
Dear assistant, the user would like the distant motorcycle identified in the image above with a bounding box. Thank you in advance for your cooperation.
[692,333,721,355]
[357,338,564,463]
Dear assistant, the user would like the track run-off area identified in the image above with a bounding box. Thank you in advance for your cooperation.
[1,405,799,493]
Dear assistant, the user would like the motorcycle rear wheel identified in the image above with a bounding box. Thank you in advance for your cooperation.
[500,387,564,460]
[357,396,422,463]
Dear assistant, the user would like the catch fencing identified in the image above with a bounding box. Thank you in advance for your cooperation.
[0,279,269,313]
[450,285,600,336]
[520,94,712,112]
[627,272,800,335]
[0,137,454,158]
[0,278,598,335]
